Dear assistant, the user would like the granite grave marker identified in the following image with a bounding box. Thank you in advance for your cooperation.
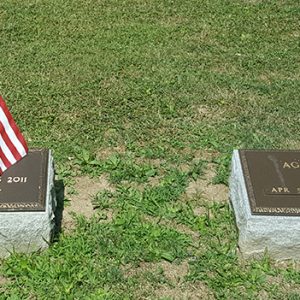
[0,149,56,257]
[230,150,300,260]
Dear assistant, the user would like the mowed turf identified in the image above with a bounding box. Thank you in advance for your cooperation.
[0,0,300,299]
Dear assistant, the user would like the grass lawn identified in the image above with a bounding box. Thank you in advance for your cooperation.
[0,0,300,299]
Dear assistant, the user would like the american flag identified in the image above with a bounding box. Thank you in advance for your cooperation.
[0,96,28,174]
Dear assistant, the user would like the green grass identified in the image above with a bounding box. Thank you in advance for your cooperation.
[0,0,300,299]
[1,215,191,299]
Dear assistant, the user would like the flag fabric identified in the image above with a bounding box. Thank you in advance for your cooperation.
[0,96,28,174]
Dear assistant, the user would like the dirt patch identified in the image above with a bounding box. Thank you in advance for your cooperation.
[160,260,189,283]
[186,163,228,202]
[0,276,9,285]
[125,261,189,281]
[193,149,219,162]
[193,206,207,216]
[147,175,162,187]
[155,281,215,300]
[125,261,214,300]
[62,175,114,231]
[96,145,126,160]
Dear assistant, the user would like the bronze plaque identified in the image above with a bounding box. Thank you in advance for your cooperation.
[240,150,300,216]
[0,149,49,212]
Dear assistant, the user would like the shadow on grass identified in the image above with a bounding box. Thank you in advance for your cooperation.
[53,179,65,240]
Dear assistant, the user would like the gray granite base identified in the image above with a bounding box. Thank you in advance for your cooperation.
[0,151,56,258]
[230,150,300,260]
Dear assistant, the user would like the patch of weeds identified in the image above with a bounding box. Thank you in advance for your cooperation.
[73,148,103,176]
[92,190,114,210]
[1,214,191,299]
[84,289,118,300]
[163,202,199,229]
[280,263,300,295]
[55,162,78,204]
[153,168,189,200]
[112,212,192,263]
[187,159,206,181]
[136,146,169,160]
[287,293,300,300]
[187,203,290,299]
[2,250,126,299]
[93,167,201,230]
[55,162,77,188]
[104,154,157,184]
[74,149,158,184]
[212,153,231,185]
[107,168,189,219]
[142,267,167,286]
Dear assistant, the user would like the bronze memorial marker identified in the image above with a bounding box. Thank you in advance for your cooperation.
[0,149,49,212]
[240,150,300,216]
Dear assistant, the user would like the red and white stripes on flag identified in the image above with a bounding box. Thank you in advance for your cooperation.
[0,96,28,174]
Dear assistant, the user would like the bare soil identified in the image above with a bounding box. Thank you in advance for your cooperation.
[0,276,8,286]
[62,175,114,231]
[153,261,215,300]
[125,261,215,300]
[186,163,228,202]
